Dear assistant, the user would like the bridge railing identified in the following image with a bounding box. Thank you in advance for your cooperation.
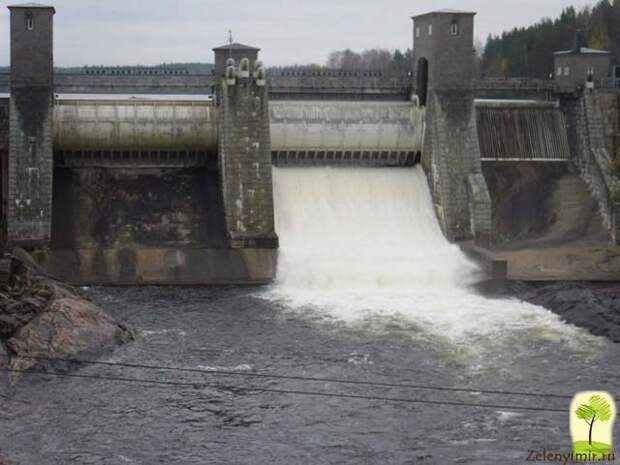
[473,78,556,91]
[269,70,411,92]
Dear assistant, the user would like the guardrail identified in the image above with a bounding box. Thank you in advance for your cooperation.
[473,78,556,91]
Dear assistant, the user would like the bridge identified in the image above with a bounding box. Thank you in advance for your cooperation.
[1,4,619,284]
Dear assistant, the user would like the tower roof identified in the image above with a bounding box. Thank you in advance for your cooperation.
[553,47,611,55]
[212,42,260,52]
[412,9,476,19]
[7,3,55,12]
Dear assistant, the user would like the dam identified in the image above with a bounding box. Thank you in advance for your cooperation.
[0,5,619,285]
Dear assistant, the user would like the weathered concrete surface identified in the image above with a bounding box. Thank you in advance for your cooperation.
[269,100,424,154]
[480,160,620,280]
[54,98,217,153]
[459,241,507,284]
[563,91,620,244]
[41,164,278,284]
[6,6,55,246]
[35,247,277,285]
[493,244,620,281]
[51,167,227,249]
[482,161,606,245]
[218,71,278,249]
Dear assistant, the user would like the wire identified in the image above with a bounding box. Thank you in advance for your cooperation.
[0,353,575,400]
[0,367,566,413]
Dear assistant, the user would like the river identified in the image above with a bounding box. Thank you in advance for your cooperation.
[1,167,619,464]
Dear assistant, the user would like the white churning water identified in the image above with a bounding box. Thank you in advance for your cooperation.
[268,166,594,349]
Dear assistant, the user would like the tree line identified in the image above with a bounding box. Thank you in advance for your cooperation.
[271,48,414,77]
[482,0,620,78]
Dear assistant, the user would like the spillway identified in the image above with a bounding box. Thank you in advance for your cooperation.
[272,166,477,290]
[268,166,588,346]
[270,101,424,166]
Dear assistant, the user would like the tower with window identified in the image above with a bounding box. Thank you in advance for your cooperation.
[411,9,476,104]
[6,3,55,244]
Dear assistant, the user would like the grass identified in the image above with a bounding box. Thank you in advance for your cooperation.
[572,441,613,459]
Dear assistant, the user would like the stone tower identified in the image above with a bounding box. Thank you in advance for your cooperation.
[411,10,491,243]
[7,3,55,245]
[212,43,260,77]
[215,48,278,248]
[412,9,475,104]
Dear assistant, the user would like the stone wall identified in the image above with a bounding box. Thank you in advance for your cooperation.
[7,89,54,244]
[598,92,619,155]
[7,6,55,246]
[217,73,278,249]
[422,89,491,242]
[0,98,8,248]
[562,91,620,244]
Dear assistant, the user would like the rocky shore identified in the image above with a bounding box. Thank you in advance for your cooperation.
[509,281,620,342]
[0,249,133,394]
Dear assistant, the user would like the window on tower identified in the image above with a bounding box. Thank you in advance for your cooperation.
[450,21,459,35]
[26,13,34,31]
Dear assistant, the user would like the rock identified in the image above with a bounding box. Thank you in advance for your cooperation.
[6,296,134,381]
[0,340,10,396]
[518,282,620,343]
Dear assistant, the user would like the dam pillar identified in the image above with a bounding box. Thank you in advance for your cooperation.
[214,46,278,249]
[6,4,55,245]
[412,10,491,243]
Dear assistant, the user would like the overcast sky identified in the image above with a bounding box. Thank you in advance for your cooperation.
[0,0,598,67]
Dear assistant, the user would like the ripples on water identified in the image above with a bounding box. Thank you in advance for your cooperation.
[2,167,619,464]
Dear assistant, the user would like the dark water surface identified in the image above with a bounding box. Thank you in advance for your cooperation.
[2,286,620,465]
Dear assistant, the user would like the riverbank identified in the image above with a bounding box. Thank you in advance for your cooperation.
[497,281,620,342]
[0,249,134,392]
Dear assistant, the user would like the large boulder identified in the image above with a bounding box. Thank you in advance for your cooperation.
[0,248,134,386]
[6,296,133,380]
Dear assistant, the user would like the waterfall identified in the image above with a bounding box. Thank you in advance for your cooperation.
[272,166,480,291]
[267,165,585,347]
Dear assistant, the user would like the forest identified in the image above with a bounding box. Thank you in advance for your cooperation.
[481,0,620,78]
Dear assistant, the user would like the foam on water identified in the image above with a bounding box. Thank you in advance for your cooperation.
[266,166,596,348]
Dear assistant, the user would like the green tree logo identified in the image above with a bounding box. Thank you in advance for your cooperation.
[576,395,612,446]
[571,393,615,458]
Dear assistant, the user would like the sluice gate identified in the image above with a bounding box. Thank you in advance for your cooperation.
[476,100,570,161]
[270,101,424,166]
[53,96,218,168]
[51,98,425,168]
